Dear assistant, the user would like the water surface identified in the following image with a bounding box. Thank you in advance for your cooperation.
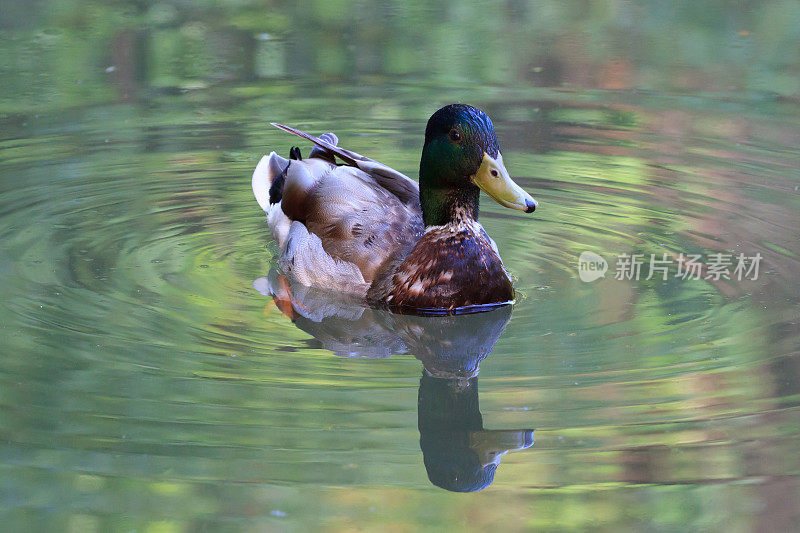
[1,1,800,531]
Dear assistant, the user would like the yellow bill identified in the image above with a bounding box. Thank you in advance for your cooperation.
[472,152,537,213]
[470,429,535,467]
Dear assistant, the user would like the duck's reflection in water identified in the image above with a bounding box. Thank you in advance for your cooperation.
[254,271,534,492]
[419,375,533,492]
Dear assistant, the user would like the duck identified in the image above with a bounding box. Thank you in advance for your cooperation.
[252,104,538,313]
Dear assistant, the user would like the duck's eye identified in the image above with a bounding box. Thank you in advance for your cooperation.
[448,128,461,142]
[490,169,499,177]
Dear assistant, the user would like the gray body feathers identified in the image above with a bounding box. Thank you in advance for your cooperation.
[252,128,423,298]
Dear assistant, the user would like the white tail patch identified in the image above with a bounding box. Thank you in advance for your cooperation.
[252,151,290,212]
[253,152,293,247]
[252,154,274,212]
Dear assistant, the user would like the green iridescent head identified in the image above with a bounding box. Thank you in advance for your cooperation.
[419,104,537,226]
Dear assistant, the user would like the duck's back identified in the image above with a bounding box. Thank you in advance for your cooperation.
[253,139,423,296]
[297,162,424,283]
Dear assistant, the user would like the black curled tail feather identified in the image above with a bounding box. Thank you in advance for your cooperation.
[270,123,353,165]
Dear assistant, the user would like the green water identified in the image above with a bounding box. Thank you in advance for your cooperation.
[2,1,800,531]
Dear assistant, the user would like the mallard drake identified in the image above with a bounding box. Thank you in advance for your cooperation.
[252,104,537,313]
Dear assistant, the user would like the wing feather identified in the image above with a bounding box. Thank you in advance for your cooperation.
[257,124,424,295]
[270,123,419,206]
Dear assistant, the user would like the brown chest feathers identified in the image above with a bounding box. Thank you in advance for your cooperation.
[381,222,514,311]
